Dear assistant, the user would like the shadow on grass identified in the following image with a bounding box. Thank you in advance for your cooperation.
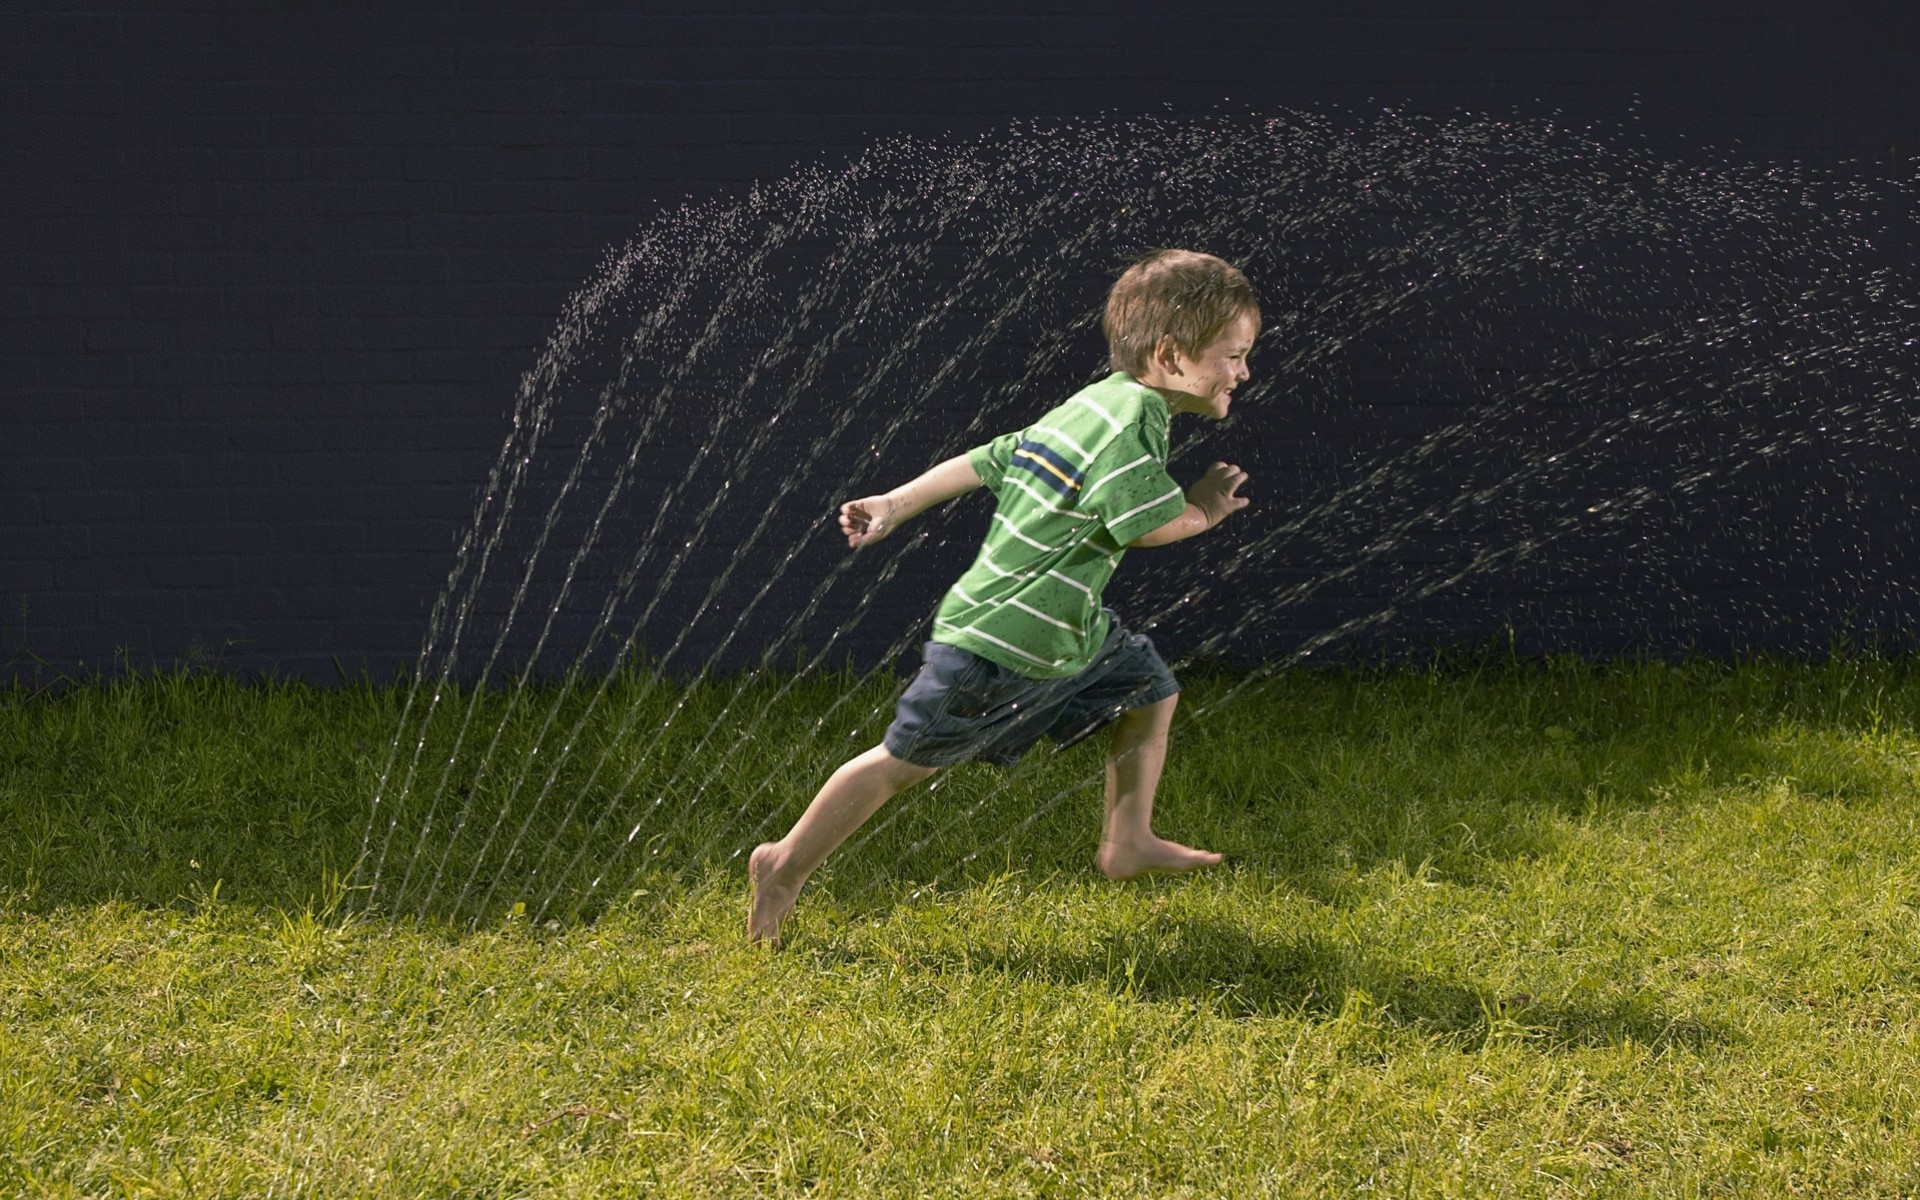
[812,913,1732,1053]
[845,655,1920,908]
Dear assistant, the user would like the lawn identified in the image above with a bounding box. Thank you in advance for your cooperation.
[5,657,1920,1196]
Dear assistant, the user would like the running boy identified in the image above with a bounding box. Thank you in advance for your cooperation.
[749,249,1257,943]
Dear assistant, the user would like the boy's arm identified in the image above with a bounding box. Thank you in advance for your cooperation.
[1129,462,1249,548]
[840,454,984,548]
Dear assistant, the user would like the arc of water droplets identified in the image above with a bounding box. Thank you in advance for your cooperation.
[424,117,1228,917]
[381,199,784,921]
[398,130,1106,923]
[519,169,1128,924]
[364,107,1919,932]
[414,167,903,923]
[355,214,687,909]
[561,177,1187,922]
[534,122,1218,920]
[462,165,982,924]
[361,209,721,912]
[368,184,776,916]
[400,145,958,922]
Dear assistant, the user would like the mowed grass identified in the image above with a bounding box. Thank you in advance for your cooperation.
[6,657,1920,1196]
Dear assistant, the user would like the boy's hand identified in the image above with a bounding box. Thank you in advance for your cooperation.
[838,454,984,549]
[1187,462,1250,527]
[1130,462,1251,548]
[839,495,902,548]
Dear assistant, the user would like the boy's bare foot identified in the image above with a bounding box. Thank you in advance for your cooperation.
[747,842,799,945]
[1097,835,1222,881]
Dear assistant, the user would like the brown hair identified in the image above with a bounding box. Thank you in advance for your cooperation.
[1103,249,1260,376]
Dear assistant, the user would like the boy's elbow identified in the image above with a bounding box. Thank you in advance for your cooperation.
[1129,517,1187,549]
[1130,505,1208,548]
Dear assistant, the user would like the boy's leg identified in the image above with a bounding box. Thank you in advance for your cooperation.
[749,744,936,943]
[1095,694,1222,880]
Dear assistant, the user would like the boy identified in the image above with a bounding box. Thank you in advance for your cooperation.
[749,249,1257,944]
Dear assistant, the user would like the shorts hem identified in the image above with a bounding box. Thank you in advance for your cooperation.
[1050,677,1181,750]
[882,729,970,770]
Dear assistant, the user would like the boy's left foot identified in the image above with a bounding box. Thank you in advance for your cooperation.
[747,842,799,945]
[1097,836,1222,881]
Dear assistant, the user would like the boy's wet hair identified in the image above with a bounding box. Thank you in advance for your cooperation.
[1103,249,1260,376]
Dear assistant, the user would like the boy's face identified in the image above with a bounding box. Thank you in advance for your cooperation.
[1163,312,1257,419]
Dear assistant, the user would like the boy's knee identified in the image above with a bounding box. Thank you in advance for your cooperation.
[1129,694,1178,725]
[1110,695,1176,744]
[892,760,939,791]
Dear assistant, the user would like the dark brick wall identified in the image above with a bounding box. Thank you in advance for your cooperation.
[4,3,1918,683]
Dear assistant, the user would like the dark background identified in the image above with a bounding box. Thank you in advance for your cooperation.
[4,3,1919,685]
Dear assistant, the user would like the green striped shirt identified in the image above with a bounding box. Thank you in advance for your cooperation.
[932,372,1188,678]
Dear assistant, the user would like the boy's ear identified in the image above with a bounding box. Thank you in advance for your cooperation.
[1151,334,1185,374]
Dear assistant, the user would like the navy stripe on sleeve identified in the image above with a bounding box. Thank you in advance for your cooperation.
[1010,439,1086,498]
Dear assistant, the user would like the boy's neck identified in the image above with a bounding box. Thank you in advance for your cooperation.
[1131,372,1204,416]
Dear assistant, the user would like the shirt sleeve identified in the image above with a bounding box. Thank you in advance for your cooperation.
[969,431,1019,492]
[1079,428,1186,546]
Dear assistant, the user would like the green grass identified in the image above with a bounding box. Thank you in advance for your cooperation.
[7,656,1920,1196]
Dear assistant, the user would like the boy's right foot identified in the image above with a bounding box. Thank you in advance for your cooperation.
[747,843,799,945]
[1097,835,1222,881]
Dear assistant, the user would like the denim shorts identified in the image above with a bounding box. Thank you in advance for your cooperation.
[883,617,1180,768]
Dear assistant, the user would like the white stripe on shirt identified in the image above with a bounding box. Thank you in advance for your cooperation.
[1008,598,1083,635]
[1083,454,1154,500]
[1029,422,1093,463]
[1045,568,1096,598]
[993,512,1062,553]
[1112,486,1184,526]
[978,555,1035,580]
[1005,473,1097,521]
[1070,394,1124,434]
